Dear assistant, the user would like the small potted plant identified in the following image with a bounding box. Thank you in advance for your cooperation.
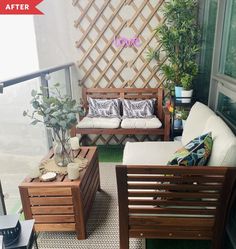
[180,62,198,103]
[179,108,189,128]
[23,84,84,167]
[181,74,193,103]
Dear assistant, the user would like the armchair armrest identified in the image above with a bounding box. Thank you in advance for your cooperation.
[116,165,236,249]
[70,126,77,137]
[162,106,171,141]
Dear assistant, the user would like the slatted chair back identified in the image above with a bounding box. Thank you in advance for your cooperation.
[82,88,164,121]
[116,165,236,249]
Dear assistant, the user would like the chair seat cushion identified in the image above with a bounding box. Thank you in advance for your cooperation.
[121,117,162,129]
[123,141,182,165]
[77,117,121,129]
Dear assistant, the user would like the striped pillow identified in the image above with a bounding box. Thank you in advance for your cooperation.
[122,99,155,118]
[87,97,121,118]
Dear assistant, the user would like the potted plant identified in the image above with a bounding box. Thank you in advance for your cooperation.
[23,84,84,167]
[181,74,194,103]
[146,0,201,100]
[179,108,189,128]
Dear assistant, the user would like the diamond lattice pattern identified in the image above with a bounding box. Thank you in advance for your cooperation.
[73,0,166,144]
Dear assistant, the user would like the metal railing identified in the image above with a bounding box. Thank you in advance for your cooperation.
[0,62,74,96]
[0,62,76,215]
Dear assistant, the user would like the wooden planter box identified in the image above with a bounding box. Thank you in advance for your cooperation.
[19,147,100,240]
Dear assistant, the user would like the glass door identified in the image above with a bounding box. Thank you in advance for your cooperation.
[208,0,236,134]
[196,0,218,104]
[219,0,236,78]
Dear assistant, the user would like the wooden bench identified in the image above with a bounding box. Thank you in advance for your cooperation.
[75,88,171,142]
[116,165,236,249]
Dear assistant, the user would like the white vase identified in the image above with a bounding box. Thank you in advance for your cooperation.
[181,89,193,103]
[182,119,186,129]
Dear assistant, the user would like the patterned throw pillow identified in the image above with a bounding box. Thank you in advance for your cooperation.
[87,97,121,118]
[168,133,213,166]
[123,99,155,118]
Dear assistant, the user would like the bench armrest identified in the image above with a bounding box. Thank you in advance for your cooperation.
[162,106,171,141]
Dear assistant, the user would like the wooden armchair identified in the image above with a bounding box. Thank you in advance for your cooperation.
[116,165,236,249]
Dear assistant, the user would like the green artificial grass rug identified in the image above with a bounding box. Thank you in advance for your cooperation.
[146,239,211,249]
[97,145,124,162]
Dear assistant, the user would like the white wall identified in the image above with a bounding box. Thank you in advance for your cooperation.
[0,15,48,156]
[0,16,38,78]
[34,0,81,100]
[34,0,78,68]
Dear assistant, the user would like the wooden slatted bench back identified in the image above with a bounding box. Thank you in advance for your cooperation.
[116,165,236,249]
[82,88,164,121]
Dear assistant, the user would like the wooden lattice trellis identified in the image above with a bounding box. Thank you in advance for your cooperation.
[73,0,167,144]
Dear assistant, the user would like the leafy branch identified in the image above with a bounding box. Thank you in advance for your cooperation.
[23,84,84,131]
[147,0,201,91]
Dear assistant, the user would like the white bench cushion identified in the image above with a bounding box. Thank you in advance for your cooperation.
[123,141,182,165]
[203,115,236,167]
[77,117,121,129]
[121,117,162,129]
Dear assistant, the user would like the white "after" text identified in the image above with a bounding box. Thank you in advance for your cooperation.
[5,4,29,10]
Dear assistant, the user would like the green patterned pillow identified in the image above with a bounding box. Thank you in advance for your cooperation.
[168,133,213,166]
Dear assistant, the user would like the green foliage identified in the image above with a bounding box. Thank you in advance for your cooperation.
[180,109,189,120]
[147,0,201,91]
[181,74,194,90]
[176,107,189,120]
[146,47,160,62]
[23,84,84,131]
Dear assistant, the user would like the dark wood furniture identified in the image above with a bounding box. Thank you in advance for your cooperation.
[74,88,171,141]
[5,220,38,249]
[224,189,236,249]
[213,172,236,249]
[19,147,100,240]
[116,165,236,249]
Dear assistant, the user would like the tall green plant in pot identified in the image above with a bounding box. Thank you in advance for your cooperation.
[147,0,201,101]
[23,84,84,167]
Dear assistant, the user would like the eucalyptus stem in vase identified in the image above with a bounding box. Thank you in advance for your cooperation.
[23,83,84,167]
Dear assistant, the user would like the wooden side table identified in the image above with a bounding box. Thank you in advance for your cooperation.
[19,147,100,239]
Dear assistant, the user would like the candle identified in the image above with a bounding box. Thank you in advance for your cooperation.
[70,136,81,150]
[67,163,80,180]
[28,165,41,178]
